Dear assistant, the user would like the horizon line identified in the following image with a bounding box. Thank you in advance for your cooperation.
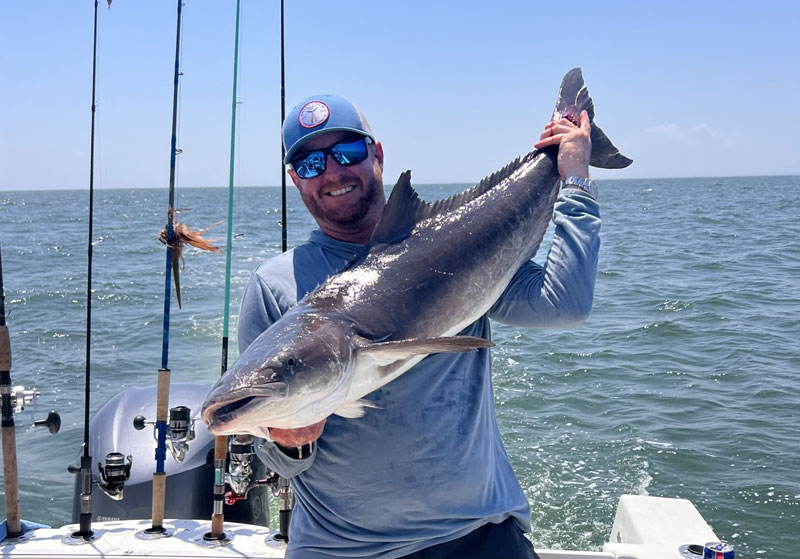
[3,174,799,193]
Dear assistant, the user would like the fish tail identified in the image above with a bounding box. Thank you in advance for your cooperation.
[554,68,633,170]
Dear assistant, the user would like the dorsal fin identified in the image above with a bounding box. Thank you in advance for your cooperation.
[370,170,427,246]
[427,153,534,218]
[370,153,536,247]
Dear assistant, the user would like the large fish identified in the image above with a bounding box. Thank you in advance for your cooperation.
[201,68,632,436]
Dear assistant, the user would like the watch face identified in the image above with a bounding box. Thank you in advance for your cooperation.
[298,101,330,129]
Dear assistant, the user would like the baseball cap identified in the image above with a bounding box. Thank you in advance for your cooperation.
[283,94,374,164]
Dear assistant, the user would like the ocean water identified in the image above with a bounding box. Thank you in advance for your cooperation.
[1,176,798,557]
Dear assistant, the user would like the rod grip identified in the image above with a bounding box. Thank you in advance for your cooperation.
[0,325,10,371]
[2,424,21,537]
[156,368,171,422]
[210,435,227,534]
[151,471,166,528]
[211,514,224,538]
[215,434,227,460]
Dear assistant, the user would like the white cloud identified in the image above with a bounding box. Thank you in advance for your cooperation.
[594,122,796,179]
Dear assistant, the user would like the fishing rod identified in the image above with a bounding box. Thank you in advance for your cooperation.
[0,246,21,540]
[1,248,62,544]
[280,0,287,252]
[206,0,243,544]
[68,0,102,542]
[222,0,293,541]
[143,0,184,538]
[220,0,241,393]
[275,0,294,541]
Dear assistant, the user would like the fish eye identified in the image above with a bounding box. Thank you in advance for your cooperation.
[286,356,297,369]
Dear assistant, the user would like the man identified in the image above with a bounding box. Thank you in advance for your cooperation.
[238,94,597,558]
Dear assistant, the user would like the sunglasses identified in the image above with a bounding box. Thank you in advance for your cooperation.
[290,136,372,179]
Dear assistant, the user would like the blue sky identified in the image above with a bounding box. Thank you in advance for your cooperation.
[1,1,798,190]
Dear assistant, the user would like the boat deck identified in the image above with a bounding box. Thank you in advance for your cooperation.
[0,496,719,559]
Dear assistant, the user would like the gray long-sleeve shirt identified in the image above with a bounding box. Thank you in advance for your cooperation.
[237,188,601,559]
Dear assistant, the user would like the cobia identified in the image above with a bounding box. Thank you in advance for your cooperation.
[201,68,632,435]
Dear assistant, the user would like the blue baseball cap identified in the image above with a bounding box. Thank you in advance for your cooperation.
[283,94,374,165]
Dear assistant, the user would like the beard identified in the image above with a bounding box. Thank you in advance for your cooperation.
[309,175,383,226]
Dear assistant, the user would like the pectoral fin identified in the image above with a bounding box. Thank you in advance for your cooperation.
[356,336,493,367]
[334,399,381,419]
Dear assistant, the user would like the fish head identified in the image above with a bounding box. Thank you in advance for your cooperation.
[201,311,359,436]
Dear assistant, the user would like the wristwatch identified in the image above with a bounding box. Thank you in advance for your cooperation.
[562,176,598,199]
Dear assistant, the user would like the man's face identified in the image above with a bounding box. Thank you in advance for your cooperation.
[288,131,385,241]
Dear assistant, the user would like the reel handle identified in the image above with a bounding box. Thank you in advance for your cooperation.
[33,409,61,434]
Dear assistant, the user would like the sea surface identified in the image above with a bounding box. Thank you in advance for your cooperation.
[1,177,798,557]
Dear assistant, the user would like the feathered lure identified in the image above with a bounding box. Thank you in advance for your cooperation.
[159,209,223,308]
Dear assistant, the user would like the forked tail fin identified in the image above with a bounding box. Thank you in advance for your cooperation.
[554,68,633,169]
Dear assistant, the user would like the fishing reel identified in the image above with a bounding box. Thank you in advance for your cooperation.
[9,385,37,414]
[96,452,132,500]
[133,405,196,463]
[224,434,256,499]
[220,436,293,544]
[68,451,132,500]
[4,385,61,434]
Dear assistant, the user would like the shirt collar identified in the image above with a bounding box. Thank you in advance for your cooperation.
[308,229,369,261]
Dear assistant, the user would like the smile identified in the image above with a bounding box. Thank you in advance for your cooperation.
[327,185,356,197]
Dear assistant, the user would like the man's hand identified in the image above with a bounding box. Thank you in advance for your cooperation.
[269,418,326,448]
[534,109,591,180]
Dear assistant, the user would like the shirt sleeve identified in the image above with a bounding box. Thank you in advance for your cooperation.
[237,271,283,354]
[236,268,318,477]
[488,188,601,328]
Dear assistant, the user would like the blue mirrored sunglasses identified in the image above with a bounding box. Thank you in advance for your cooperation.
[290,136,372,179]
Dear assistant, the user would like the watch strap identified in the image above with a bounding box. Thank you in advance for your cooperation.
[562,176,597,198]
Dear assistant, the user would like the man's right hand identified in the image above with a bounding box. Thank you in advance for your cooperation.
[269,418,327,448]
[534,109,592,180]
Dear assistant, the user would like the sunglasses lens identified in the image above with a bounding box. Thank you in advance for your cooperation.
[292,151,326,179]
[331,139,368,166]
[291,137,370,179]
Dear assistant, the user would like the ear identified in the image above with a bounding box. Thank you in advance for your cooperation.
[373,140,384,170]
[288,167,302,190]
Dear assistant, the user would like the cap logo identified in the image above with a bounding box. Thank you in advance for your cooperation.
[298,101,330,129]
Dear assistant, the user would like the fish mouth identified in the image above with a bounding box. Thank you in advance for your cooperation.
[202,396,259,433]
[202,383,288,433]
[209,396,256,424]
